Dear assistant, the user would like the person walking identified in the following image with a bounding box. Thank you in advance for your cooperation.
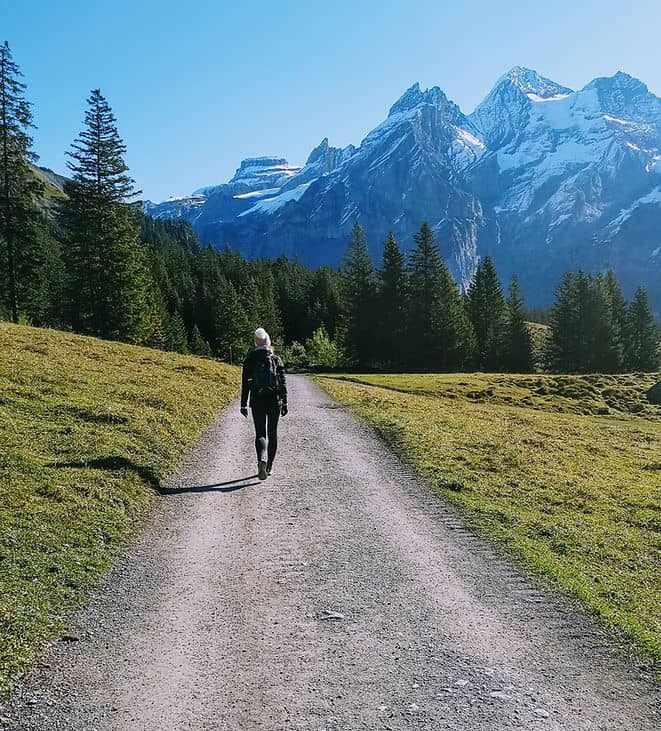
[240,328,288,480]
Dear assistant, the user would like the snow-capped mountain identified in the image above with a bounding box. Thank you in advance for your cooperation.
[147,66,661,311]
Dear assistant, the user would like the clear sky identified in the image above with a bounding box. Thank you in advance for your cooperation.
[4,0,661,201]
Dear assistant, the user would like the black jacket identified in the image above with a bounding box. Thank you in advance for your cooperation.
[240,348,287,407]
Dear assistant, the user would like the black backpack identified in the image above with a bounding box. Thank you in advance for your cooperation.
[252,354,278,396]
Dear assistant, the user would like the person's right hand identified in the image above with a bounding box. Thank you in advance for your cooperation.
[240,407,248,418]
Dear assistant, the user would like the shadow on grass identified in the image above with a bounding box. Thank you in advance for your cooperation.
[47,456,160,487]
[157,476,260,495]
[47,457,260,495]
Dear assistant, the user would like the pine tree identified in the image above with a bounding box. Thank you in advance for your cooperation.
[601,270,627,372]
[378,231,408,366]
[0,41,44,323]
[189,324,212,357]
[466,256,508,371]
[240,270,282,345]
[626,286,659,371]
[62,89,154,343]
[206,274,250,363]
[164,311,189,353]
[546,272,581,372]
[547,270,627,373]
[408,222,474,371]
[505,274,534,372]
[341,222,376,367]
[308,267,342,339]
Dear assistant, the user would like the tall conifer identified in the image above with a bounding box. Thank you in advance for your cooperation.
[342,222,376,366]
[378,231,407,366]
[601,271,626,372]
[0,41,44,323]
[408,222,474,371]
[627,286,659,371]
[546,272,581,372]
[466,256,508,371]
[62,89,154,343]
[506,274,534,372]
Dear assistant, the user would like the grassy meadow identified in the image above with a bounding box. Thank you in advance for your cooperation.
[0,322,240,691]
[317,372,661,668]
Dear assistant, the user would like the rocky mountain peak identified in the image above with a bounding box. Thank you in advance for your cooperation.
[388,83,452,117]
[500,66,573,100]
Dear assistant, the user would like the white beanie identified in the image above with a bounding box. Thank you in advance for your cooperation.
[254,327,271,346]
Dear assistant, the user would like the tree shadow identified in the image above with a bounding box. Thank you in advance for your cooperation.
[157,476,260,495]
[47,456,160,487]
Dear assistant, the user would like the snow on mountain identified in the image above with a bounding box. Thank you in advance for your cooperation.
[192,156,302,199]
[147,66,661,311]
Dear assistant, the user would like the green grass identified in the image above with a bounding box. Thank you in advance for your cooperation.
[317,372,661,669]
[0,322,240,692]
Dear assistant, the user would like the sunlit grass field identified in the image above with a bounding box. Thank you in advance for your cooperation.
[0,323,240,691]
[317,372,661,668]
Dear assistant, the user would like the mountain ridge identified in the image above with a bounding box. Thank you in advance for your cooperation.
[145,66,661,312]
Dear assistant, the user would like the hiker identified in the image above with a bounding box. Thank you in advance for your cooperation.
[240,328,288,480]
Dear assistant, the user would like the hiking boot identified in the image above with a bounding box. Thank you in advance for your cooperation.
[258,460,268,480]
[266,462,273,476]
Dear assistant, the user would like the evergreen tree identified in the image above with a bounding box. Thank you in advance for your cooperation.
[377,231,408,366]
[466,256,508,371]
[601,270,627,372]
[205,274,250,363]
[189,324,212,357]
[505,274,534,372]
[626,286,659,371]
[61,89,154,343]
[164,311,189,353]
[271,256,314,345]
[547,270,631,374]
[239,270,282,345]
[408,222,474,370]
[546,272,581,372]
[341,222,376,367]
[307,266,342,339]
[0,41,45,323]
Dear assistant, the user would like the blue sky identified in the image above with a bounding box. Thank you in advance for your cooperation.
[4,0,661,200]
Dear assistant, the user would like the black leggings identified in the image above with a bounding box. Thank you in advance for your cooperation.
[251,397,280,465]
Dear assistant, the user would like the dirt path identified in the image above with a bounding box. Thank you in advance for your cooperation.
[3,376,659,730]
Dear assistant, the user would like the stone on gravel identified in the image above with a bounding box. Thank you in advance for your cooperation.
[318,610,344,621]
[533,708,550,718]
[490,691,512,700]
[59,634,80,643]
[454,679,470,687]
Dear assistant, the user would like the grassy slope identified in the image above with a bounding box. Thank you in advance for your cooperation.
[0,323,240,691]
[317,372,661,668]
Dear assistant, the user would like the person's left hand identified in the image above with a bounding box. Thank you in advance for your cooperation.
[281,403,288,417]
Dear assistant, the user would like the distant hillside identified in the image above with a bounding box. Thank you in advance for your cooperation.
[31,165,68,209]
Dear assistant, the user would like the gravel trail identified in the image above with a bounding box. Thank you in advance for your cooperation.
[2,375,659,730]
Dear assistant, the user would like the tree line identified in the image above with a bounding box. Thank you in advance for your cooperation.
[0,41,658,374]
